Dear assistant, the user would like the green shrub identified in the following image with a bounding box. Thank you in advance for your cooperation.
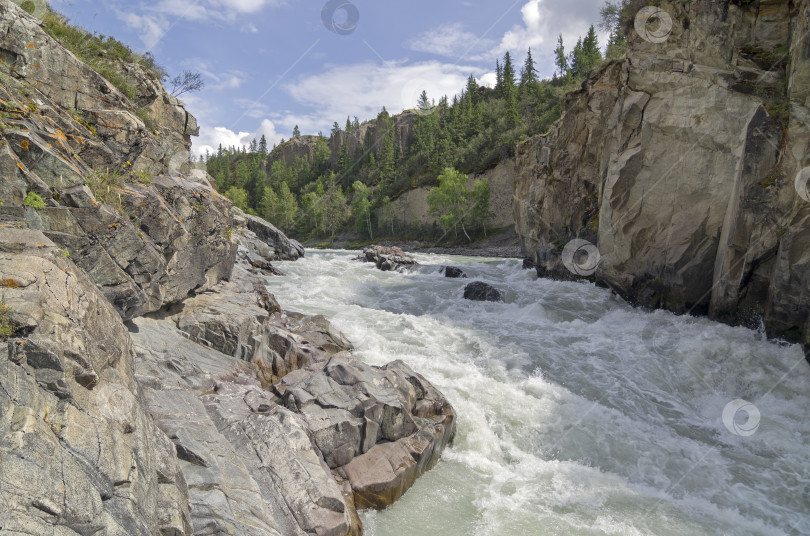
[23,191,45,209]
[0,297,16,341]
[86,167,125,204]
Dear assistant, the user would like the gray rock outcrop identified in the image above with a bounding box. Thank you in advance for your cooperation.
[0,229,192,535]
[512,0,810,349]
[277,354,456,510]
[463,281,504,302]
[0,3,456,534]
[359,245,417,272]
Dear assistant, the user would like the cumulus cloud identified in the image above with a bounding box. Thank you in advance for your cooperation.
[490,0,607,77]
[409,23,494,59]
[192,119,285,158]
[284,60,482,134]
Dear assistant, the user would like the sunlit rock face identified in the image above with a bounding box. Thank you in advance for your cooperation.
[513,0,810,348]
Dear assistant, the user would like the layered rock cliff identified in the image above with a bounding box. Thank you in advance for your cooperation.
[513,0,810,350]
[0,1,454,534]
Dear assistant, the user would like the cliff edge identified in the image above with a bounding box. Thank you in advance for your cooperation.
[513,0,810,351]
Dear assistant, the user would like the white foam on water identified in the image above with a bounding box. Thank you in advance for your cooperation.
[265,250,810,536]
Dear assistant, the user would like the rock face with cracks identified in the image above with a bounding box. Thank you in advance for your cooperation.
[278,354,456,510]
[512,0,810,351]
[0,1,456,534]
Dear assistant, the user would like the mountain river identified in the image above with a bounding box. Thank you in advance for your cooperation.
[264,250,810,536]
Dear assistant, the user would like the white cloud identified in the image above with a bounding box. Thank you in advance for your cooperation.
[192,119,285,158]
[284,60,481,135]
[409,23,494,59]
[490,0,607,78]
[116,11,170,50]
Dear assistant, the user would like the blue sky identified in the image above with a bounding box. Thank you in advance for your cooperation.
[48,0,605,157]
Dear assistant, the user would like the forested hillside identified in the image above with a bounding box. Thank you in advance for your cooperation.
[205,22,618,243]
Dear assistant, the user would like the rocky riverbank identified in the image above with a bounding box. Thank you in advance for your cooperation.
[513,0,810,353]
[0,2,454,533]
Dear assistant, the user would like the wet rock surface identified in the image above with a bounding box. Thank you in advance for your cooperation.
[359,245,417,272]
[463,281,504,302]
[277,354,456,510]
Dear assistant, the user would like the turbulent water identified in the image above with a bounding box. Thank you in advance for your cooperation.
[265,250,810,536]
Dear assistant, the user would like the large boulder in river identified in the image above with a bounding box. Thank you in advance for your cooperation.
[463,281,504,302]
[277,354,456,510]
[441,266,467,278]
[360,245,417,272]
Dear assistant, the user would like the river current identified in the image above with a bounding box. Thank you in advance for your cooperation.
[265,250,810,536]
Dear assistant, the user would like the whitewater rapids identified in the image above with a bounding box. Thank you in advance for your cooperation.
[264,250,810,536]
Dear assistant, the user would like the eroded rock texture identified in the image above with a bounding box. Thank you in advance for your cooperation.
[513,0,810,348]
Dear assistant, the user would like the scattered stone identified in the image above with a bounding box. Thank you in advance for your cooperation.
[463,281,504,302]
[441,266,467,278]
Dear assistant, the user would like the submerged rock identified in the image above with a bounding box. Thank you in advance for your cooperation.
[277,354,456,510]
[360,245,417,272]
[441,266,467,278]
[463,281,504,302]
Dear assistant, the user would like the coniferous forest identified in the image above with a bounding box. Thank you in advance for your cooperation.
[205,23,620,243]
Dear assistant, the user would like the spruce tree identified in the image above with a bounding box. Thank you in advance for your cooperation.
[554,35,568,78]
[520,48,538,88]
[258,134,268,154]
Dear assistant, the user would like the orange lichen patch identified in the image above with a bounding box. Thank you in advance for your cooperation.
[76,137,84,144]
[33,63,40,68]
[20,140,29,150]
[50,129,67,143]
[46,142,51,147]
[27,43,37,49]
[0,278,18,288]
[16,162,24,171]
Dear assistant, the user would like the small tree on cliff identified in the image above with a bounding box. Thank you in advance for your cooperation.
[170,70,205,97]
[351,181,373,239]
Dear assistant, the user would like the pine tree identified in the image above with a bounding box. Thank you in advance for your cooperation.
[293,125,301,138]
[331,121,341,136]
[554,34,568,78]
[582,25,602,74]
[502,52,516,92]
[346,116,352,131]
[249,138,258,153]
[258,134,268,154]
[495,59,503,94]
[417,90,433,114]
[520,48,538,88]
